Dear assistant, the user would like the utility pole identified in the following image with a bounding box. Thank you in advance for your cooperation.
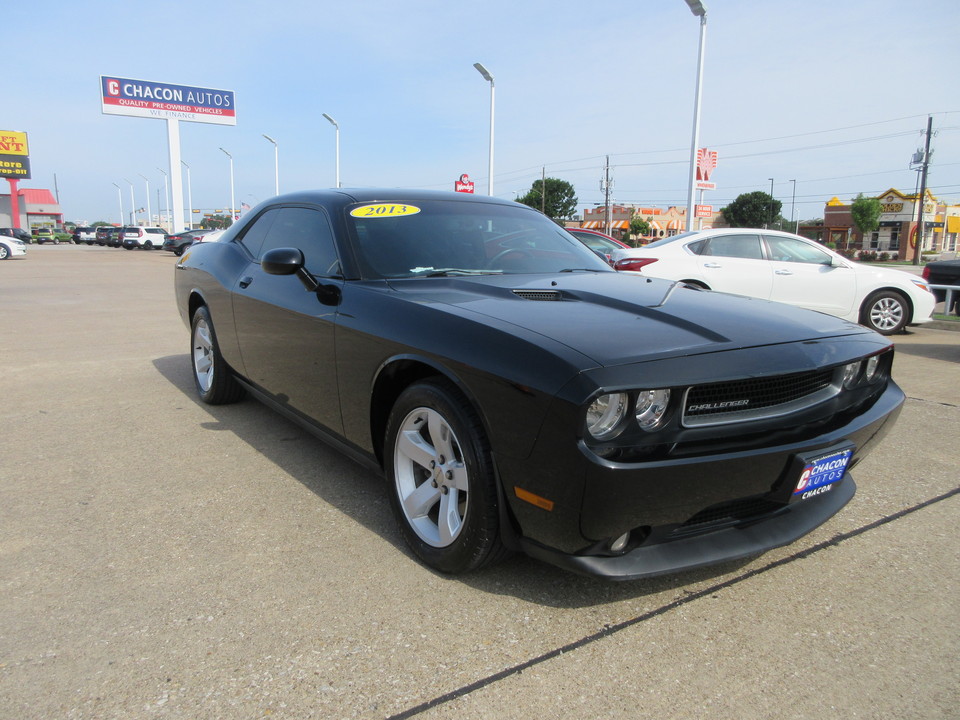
[541,166,546,214]
[600,156,613,236]
[912,115,933,266]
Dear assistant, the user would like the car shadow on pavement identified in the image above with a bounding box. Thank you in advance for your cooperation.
[154,353,756,608]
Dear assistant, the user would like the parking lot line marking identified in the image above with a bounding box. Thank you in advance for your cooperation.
[386,485,960,720]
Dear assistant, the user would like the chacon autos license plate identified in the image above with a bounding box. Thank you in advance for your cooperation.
[790,446,854,503]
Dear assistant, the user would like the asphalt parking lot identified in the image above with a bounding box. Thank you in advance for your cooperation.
[2,244,958,720]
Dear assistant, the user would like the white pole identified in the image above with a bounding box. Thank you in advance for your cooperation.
[167,119,184,231]
[112,182,123,226]
[220,148,235,221]
[181,160,193,229]
[322,114,340,188]
[138,174,151,226]
[263,134,279,195]
[684,2,707,232]
[474,63,495,196]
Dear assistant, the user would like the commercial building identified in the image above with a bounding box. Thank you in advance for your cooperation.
[0,188,64,230]
[808,189,959,261]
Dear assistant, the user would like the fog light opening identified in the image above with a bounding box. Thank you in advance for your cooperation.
[608,532,630,553]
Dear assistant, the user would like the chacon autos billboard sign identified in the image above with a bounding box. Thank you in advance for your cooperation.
[100,76,236,126]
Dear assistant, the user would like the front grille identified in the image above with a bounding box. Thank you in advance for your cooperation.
[668,497,784,539]
[682,368,836,427]
[512,290,562,301]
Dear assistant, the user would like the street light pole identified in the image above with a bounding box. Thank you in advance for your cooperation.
[322,114,340,188]
[790,179,797,233]
[768,177,774,229]
[157,167,169,230]
[112,182,124,227]
[181,161,193,229]
[263,134,279,196]
[219,147,235,222]
[124,178,135,224]
[474,62,495,196]
[138,173,151,226]
[684,0,707,231]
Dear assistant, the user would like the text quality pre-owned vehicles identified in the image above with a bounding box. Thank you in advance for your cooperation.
[612,229,934,335]
[174,189,903,579]
[121,226,168,250]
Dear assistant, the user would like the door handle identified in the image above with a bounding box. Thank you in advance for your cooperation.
[239,276,253,289]
[703,262,722,268]
[775,269,793,276]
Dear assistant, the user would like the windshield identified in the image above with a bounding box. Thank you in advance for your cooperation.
[346,199,613,279]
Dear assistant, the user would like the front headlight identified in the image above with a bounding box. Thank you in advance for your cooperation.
[586,393,629,440]
[840,361,861,389]
[635,389,671,431]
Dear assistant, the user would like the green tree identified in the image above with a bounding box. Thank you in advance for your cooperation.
[721,191,782,228]
[517,178,578,221]
[201,214,233,230]
[850,193,882,238]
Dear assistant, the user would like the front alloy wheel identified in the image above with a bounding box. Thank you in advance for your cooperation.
[190,305,244,404]
[385,380,507,574]
[862,291,908,335]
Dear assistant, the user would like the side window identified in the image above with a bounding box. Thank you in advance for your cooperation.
[237,207,281,258]
[702,234,763,259]
[260,207,340,276]
[765,236,831,264]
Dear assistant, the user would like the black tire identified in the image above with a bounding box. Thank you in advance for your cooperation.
[143,241,153,250]
[384,379,508,574]
[190,305,244,404]
[860,290,909,335]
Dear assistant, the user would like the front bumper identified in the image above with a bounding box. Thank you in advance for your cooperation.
[519,477,855,579]
[499,378,903,580]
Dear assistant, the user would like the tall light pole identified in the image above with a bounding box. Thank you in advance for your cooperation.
[474,62,495,196]
[322,114,340,188]
[768,177,775,229]
[157,167,169,230]
[790,179,797,233]
[684,0,707,231]
[262,134,279,196]
[181,160,193,229]
[124,178,136,224]
[112,182,124,227]
[219,147,235,221]
[138,173,151,226]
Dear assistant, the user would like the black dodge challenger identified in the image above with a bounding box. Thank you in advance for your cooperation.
[174,189,903,579]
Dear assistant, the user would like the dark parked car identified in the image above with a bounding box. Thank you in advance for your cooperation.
[106,227,124,248]
[174,189,904,579]
[95,227,113,245]
[1,227,33,244]
[922,258,960,314]
[162,228,215,256]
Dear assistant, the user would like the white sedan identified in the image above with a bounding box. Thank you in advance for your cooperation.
[612,228,934,335]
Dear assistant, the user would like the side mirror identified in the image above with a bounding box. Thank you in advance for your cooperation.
[261,247,305,275]
[261,247,319,292]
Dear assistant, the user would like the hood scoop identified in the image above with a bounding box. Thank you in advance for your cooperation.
[512,289,563,302]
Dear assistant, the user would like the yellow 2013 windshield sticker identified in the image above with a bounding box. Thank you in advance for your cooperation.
[350,203,421,218]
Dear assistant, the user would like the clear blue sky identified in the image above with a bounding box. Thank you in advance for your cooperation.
[6,0,959,226]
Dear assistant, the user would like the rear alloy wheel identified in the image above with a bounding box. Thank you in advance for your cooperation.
[861,291,908,335]
[191,305,244,404]
[385,379,507,574]
[0,245,9,260]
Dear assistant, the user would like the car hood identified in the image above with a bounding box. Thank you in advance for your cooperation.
[388,272,869,368]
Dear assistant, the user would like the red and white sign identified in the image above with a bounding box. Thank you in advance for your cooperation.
[695,204,713,218]
[454,173,475,194]
[695,148,718,190]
